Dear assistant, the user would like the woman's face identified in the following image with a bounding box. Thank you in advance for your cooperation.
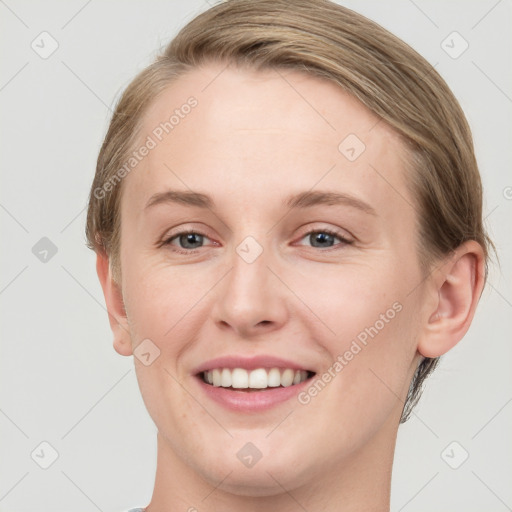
[116,62,429,494]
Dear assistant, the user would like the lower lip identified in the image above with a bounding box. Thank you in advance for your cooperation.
[194,375,313,412]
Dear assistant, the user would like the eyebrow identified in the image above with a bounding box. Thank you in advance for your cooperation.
[284,190,377,215]
[144,189,377,216]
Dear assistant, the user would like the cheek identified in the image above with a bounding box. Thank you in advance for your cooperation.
[290,261,405,345]
[122,252,214,340]
[294,262,419,425]
[293,308,416,461]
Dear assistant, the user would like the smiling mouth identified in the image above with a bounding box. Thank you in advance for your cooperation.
[199,367,316,391]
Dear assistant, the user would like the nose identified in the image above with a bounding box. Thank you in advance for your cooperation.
[211,243,289,338]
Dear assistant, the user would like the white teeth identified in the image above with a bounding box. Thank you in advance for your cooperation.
[281,368,295,387]
[248,368,268,388]
[221,368,232,387]
[231,368,249,388]
[202,367,310,389]
[267,368,281,387]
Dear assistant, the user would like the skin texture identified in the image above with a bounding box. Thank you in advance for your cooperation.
[96,62,485,511]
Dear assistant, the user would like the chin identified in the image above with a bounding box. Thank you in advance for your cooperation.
[199,460,312,498]
[187,436,318,498]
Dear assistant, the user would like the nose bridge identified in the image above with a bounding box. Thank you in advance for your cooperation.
[213,233,288,334]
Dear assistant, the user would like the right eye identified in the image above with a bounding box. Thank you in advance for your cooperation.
[162,230,214,254]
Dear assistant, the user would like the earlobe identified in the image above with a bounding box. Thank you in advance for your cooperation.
[417,241,485,359]
[95,252,133,357]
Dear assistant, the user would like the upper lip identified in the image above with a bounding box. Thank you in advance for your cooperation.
[192,355,315,375]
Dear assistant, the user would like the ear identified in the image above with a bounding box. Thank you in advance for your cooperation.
[96,252,133,356]
[417,240,485,358]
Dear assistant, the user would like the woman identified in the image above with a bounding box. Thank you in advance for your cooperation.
[86,0,493,510]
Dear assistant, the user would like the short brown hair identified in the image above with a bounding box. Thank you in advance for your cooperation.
[86,0,493,422]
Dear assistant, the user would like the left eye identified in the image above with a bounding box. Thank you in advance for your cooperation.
[298,229,352,249]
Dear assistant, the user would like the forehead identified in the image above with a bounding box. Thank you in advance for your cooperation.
[123,62,414,226]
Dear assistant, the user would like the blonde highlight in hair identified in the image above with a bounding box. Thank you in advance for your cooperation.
[86,0,493,421]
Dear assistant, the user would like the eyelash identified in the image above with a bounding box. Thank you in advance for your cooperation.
[161,228,353,255]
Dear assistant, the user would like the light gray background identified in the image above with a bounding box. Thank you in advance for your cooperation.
[1,0,511,511]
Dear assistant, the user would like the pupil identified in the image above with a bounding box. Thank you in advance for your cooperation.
[313,232,333,247]
[181,233,202,248]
